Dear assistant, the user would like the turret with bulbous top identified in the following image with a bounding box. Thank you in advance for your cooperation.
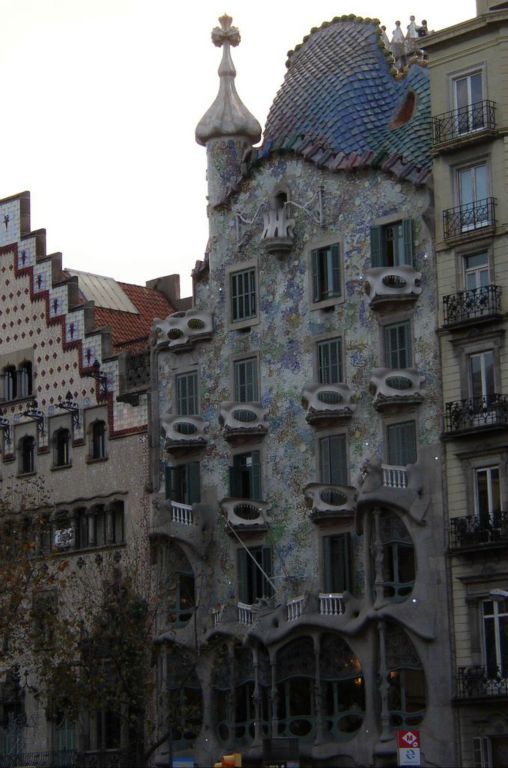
[195,14,261,207]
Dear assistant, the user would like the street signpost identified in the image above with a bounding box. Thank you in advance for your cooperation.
[397,730,421,767]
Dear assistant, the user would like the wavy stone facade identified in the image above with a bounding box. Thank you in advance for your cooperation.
[151,15,456,768]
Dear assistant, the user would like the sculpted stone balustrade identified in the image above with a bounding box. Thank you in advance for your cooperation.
[219,401,268,441]
[369,368,424,410]
[364,266,421,308]
[221,497,271,533]
[163,415,208,451]
[304,482,356,522]
[153,310,213,351]
[301,383,356,425]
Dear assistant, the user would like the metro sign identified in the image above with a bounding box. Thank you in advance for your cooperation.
[397,730,421,767]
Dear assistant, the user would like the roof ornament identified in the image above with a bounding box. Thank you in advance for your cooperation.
[195,14,261,146]
[390,17,429,71]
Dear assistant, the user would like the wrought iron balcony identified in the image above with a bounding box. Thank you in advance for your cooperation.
[432,100,496,149]
[449,511,508,550]
[443,197,495,241]
[443,285,501,327]
[444,394,508,434]
[456,666,508,700]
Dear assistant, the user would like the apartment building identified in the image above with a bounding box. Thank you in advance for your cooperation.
[425,2,508,766]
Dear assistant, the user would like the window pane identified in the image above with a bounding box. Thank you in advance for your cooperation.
[464,253,489,290]
[312,244,341,302]
[319,435,347,485]
[176,371,198,416]
[234,358,258,402]
[385,322,412,369]
[231,269,256,321]
[318,338,342,384]
[387,422,417,466]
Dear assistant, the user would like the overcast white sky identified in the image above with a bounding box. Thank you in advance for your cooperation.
[0,0,476,297]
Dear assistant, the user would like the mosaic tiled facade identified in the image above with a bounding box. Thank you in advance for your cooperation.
[151,15,456,767]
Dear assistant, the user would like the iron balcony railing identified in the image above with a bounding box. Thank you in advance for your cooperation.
[443,197,495,240]
[443,285,501,326]
[432,100,496,146]
[456,666,508,699]
[444,394,508,433]
[449,511,508,549]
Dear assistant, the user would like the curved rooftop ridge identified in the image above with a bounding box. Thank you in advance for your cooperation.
[262,17,431,179]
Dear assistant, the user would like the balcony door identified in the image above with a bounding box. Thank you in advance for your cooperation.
[469,350,495,402]
[458,164,489,231]
[464,252,490,291]
[482,598,507,679]
[454,71,484,134]
[474,466,500,528]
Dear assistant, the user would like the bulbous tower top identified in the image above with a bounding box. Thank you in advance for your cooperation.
[195,14,261,146]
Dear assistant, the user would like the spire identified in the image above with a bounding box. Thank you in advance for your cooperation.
[195,14,261,146]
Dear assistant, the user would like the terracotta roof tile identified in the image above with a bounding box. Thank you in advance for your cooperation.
[94,282,174,353]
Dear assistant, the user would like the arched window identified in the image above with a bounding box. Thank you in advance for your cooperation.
[18,362,32,398]
[90,420,107,460]
[53,428,70,467]
[213,643,270,747]
[276,637,315,741]
[159,542,195,627]
[372,510,416,602]
[3,366,16,401]
[19,435,35,474]
[166,647,203,749]
[320,634,364,738]
[385,624,426,727]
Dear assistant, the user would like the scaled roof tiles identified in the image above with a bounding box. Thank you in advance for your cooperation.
[254,17,431,185]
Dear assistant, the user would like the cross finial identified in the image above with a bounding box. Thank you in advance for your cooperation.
[211,13,240,48]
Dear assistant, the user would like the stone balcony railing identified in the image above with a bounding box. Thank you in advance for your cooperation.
[369,368,424,410]
[382,463,409,489]
[219,401,268,441]
[443,284,501,328]
[163,415,208,451]
[150,495,211,555]
[319,592,346,616]
[221,497,271,533]
[153,310,213,351]
[364,266,422,308]
[456,666,508,700]
[301,383,356,425]
[304,483,356,522]
[286,595,305,621]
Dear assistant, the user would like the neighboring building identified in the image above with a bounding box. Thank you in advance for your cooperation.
[0,190,180,764]
[151,14,455,767]
[425,2,508,766]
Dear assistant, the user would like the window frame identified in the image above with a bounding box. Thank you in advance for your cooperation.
[385,420,417,467]
[316,336,343,385]
[227,260,259,330]
[89,419,107,461]
[18,434,36,475]
[237,544,274,605]
[229,449,262,500]
[322,532,352,593]
[462,250,491,291]
[233,355,259,403]
[481,598,508,678]
[383,320,413,369]
[370,219,414,268]
[165,462,201,506]
[318,432,348,487]
[52,427,71,469]
[307,237,344,310]
[175,370,199,416]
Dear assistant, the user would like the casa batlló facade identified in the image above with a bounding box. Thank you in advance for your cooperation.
[151,14,456,768]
